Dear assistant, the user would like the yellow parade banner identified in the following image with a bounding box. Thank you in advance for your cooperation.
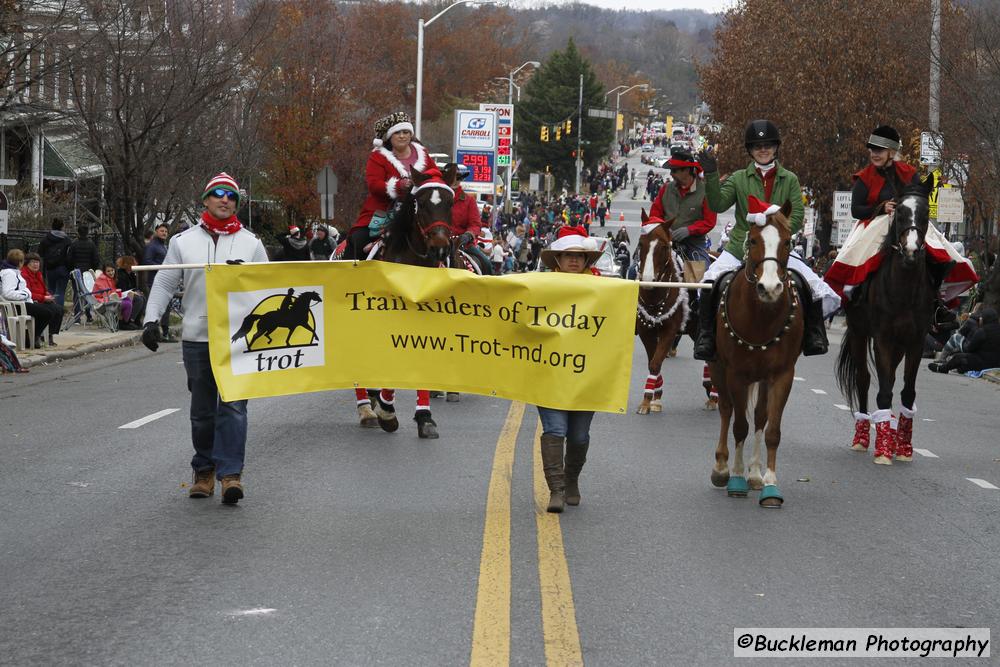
[205,261,639,413]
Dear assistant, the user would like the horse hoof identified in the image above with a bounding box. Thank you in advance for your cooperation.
[850,443,869,452]
[704,398,718,411]
[357,404,380,428]
[895,455,912,462]
[758,485,784,508]
[636,405,650,415]
[710,470,730,488]
[417,421,439,439]
[446,392,460,403]
[649,401,662,413]
[377,416,399,433]
[873,455,893,465]
[726,476,749,497]
[668,348,678,358]
[748,476,764,490]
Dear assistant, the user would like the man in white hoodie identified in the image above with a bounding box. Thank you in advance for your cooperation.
[142,173,268,504]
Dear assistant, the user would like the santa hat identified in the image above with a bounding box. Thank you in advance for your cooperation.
[373,111,414,147]
[289,225,300,235]
[202,172,240,204]
[746,195,780,226]
[540,226,601,270]
[640,213,667,236]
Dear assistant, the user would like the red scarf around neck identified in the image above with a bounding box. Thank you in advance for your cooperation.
[200,211,242,235]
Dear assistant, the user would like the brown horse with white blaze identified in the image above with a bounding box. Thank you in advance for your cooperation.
[709,200,803,507]
[634,209,689,414]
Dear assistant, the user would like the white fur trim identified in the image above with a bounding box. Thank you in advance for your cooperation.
[372,138,383,147]
[900,405,916,419]
[747,203,779,226]
[853,412,870,422]
[384,121,413,140]
[376,142,428,180]
[550,235,598,252]
[871,408,892,423]
[386,176,400,200]
[412,142,428,173]
[640,222,662,235]
[411,182,454,197]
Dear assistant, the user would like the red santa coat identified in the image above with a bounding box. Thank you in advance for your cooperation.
[352,142,430,231]
[450,186,481,237]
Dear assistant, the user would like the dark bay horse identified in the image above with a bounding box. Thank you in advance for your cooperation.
[709,202,803,507]
[634,210,689,414]
[371,165,456,439]
[836,181,935,465]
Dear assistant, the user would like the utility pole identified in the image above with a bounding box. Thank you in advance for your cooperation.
[929,0,941,133]
[575,74,583,194]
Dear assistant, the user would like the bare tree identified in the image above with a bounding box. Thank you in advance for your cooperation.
[65,0,271,253]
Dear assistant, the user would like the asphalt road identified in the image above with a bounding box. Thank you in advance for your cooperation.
[1,319,997,664]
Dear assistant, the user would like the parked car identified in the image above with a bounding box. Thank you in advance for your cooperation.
[641,143,655,153]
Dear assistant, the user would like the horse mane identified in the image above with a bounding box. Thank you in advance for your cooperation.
[384,191,415,257]
[769,211,791,233]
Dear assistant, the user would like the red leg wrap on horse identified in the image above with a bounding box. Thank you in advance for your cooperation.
[852,413,870,450]
[379,389,395,405]
[416,390,431,410]
[873,420,895,460]
[355,388,370,404]
[896,414,914,459]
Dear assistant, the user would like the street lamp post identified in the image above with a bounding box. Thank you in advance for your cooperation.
[612,83,649,150]
[504,60,540,214]
[415,0,497,138]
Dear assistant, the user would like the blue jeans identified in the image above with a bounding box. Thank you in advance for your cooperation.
[536,406,594,445]
[46,265,69,308]
[182,342,248,477]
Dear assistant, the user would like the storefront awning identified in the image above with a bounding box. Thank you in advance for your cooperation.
[43,133,104,181]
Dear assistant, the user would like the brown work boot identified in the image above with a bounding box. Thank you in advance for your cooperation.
[540,434,565,513]
[563,441,590,506]
[189,468,215,498]
[221,474,244,505]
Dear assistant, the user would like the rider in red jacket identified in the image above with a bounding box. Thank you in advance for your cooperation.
[446,163,492,274]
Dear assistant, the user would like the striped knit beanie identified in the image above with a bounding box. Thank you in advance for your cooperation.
[202,172,240,205]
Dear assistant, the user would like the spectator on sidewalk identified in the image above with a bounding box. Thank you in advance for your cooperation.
[115,256,147,327]
[309,224,337,260]
[37,217,72,307]
[142,172,268,505]
[93,263,144,329]
[2,250,62,347]
[278,225,311,261]
[67,225,101,274]
[142,224,173,341]
[928,308,1000,374]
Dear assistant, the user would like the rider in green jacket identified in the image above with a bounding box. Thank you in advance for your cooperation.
[694,119,841,361]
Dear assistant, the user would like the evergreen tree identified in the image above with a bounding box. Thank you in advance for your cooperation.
[515,39,614,191]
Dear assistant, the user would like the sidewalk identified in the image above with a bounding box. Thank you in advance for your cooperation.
[17,324,145,368]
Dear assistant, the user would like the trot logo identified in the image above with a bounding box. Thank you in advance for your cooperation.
[228,285,325,375]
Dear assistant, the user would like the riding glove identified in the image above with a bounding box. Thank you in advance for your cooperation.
[671,227,690,242]
[459,232,475,247]
[142,322,161,352]
[697,151,717,174]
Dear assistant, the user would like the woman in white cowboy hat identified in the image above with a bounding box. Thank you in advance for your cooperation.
[536,226,603,513]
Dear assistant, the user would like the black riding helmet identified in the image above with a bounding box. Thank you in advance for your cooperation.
[866,125,901,152]
[744,119,781,151]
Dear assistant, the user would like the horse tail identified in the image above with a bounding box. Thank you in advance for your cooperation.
[835,319,862,412]
[231,313,261,343]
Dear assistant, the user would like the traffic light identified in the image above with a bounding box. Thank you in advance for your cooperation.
[571,150,576,158]
[555,126,562,141]
[565,119,572,135]
[540,126,549,142]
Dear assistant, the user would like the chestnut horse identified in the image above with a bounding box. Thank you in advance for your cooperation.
[368,166,456,439]
[709,202,803,507]
[835,182,935,464]
[634,210,689,414]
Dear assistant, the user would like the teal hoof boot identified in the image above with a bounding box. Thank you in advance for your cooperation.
[726,476,749,497]
[759,484,784,508]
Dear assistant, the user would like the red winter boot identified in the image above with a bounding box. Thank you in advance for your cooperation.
[851,412,871,451]
[895,406,915,462]
[872,409,894,465]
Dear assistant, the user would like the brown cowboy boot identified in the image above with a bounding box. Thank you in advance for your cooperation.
[189,467,215,498]
[540,434,565,513]
[563,441,589,506]
[221,474,244,504]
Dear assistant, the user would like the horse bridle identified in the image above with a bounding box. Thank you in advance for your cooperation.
[405,182,454,260]
[891,222,925,255]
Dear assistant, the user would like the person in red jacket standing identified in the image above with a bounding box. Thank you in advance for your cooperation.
[345,111,432,260]
[446,163,493,275]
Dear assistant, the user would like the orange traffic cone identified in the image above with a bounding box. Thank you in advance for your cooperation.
[619,212,625,222]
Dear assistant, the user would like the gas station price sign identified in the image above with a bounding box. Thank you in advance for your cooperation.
[456,149,495,193]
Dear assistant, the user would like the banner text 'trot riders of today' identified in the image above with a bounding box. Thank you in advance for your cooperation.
[206,261,638,413]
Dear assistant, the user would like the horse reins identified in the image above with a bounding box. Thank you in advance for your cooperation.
[724,244,799,351]
[637,240,689,328]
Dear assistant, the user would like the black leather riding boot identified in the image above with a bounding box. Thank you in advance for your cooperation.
[563,441,590,506]
[794,279,829,356]
[692,281,718,361]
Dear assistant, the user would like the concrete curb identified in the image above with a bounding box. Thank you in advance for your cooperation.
[20,332,144,368]
[983,371,1000,385]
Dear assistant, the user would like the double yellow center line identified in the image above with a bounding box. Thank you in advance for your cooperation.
[470,402,583,666]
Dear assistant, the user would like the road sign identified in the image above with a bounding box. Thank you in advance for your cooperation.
[0,191,8,234]
[316,166,338,220]
[832,191,853,221]
[587,108,615,120]
[0,178,16,187]
[936,188,964,224]
[831,219,853,246]
[529,173,541,191]
[803,207,816,237]
[920,132,942,165]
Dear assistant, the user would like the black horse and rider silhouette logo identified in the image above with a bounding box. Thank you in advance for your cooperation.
[231,288,323,352]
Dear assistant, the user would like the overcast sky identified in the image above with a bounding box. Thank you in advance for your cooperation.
[557,0,733,11]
